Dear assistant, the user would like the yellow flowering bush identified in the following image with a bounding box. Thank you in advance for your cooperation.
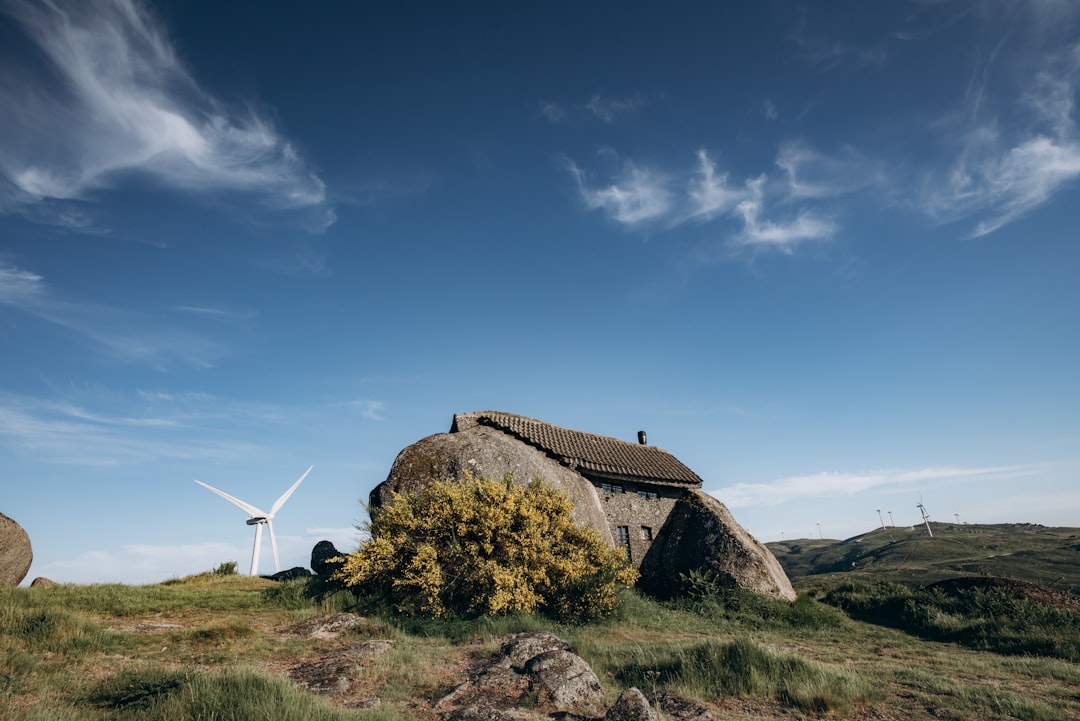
[334,472,639,621]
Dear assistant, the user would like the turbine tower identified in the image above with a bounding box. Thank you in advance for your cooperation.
[195,466,313,576]
[917,497,933,538]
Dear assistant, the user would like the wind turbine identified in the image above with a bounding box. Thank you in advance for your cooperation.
[917,495,933,538]
[195,466,313,576]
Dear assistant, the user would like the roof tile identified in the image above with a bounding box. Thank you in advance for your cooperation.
[452,411,703,487]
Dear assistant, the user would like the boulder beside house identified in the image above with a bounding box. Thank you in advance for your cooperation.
[0,511,33,587]
[371,411,796,602]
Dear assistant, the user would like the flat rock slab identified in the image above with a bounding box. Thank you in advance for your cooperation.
[0,512,32,587]
[288,640,395,696]
[282,613,371,639]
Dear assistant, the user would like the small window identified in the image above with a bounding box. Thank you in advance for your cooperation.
[640,526,653,542]
[637,490,658,500]
[616,526,630,546]
[602,483,624,494]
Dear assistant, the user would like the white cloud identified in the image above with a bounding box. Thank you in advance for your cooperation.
[585,93,645,123]
[565,157,673,226]
[31,542,246,585]
[684,149,747,222]
[919,18,1080,236]
[0,263,225,368]
[0,398,261,467]
[539,101,568,123]
[735,174,836,249]
[775,141,873,200]
[0,0,332,229]
[340,399,385,421]
[710,464,1042,508]
[565,146,844,250]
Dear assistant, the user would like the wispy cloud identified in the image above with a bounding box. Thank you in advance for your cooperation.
[566,144,850,251]
[0,397,260,467]
[711,464,1043,508]
[585,93,647,123]
[0,0,333,230]
[735,174,836,250]
[684,149,747,223]
[339,399,386,421]
[540,92,651,124]
[918,7,1080,236]
[0,264,226,368]
[539,101,568,123]
[564,156,673,225]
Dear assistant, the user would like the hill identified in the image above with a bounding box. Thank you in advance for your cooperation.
[767,522,1080,591]
[4,569,1079,720]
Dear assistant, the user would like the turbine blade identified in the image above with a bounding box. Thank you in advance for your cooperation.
[267,520,281,573]
[195,480,267,518]
[251,523,264,576]
[269,465,312,516]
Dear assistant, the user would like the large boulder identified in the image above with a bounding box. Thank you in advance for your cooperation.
[0,512,32,587]
[638,491,796,602]
[370,425,612,543]
[311,540,346,578]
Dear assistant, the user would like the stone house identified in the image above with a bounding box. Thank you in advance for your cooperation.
[449,411,702,567]
[373,410,796,600]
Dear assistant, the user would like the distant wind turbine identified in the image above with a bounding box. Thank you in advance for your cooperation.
[917,495,933,538]
[195,466,313,576]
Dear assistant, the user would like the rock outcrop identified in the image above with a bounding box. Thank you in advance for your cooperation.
[0,512,32,587]
[264,566,312,582]
[371,425,613,543]
[311,540,346,578]
[436,632,603,717]
[638,491,796,601]
[288,639,395,696]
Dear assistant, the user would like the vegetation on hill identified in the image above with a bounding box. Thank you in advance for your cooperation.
[3,565,1079,721]
[768,522,1080,592]
[334,472,638,622]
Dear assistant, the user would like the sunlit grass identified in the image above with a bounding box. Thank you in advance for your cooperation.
[2,572,1077,721]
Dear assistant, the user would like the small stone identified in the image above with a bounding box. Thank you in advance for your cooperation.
[605,688,659,721]
[524,648,603,712]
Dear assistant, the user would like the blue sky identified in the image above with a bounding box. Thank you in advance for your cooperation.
[1,0,1078,584]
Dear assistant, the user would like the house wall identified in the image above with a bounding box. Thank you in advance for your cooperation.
[591,479,687,568]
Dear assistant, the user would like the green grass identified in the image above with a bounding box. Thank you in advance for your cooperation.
[769,522,1080,592]
[83,666,366,721]
[819,578,1080,661]
[2,570,1078,721]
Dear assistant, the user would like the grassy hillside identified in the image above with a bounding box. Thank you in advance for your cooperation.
[767,522,1080,591]
[3,568,1079,721]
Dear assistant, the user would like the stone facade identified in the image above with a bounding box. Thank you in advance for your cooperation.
[372,411,796,601]
[592,479,681,567]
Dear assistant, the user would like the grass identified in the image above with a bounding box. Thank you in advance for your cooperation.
[2,569,1078,721]
[818,578,1080,661]
[769,522,1080,592]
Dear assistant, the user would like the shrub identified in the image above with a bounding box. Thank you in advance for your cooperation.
[334,472,638,622]
[212,561,238,576]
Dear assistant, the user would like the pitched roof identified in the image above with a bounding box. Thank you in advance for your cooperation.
[451,411,703,487]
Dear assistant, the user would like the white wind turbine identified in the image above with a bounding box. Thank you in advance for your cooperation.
[195,466,313,576]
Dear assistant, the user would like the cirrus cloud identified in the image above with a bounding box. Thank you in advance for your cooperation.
[0,0,334,231]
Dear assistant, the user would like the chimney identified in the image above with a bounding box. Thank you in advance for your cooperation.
[637,430,647,445]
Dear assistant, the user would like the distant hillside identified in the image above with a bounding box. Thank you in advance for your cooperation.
[766,522,1080,592]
